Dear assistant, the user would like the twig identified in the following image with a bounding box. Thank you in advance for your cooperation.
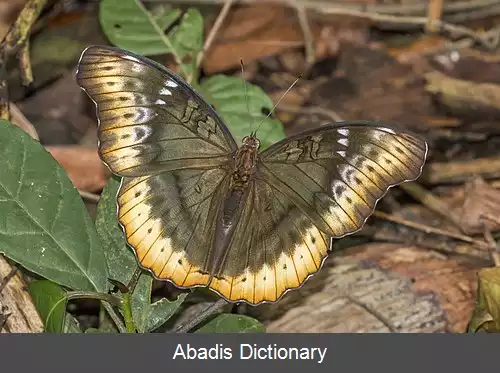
[481,220,500,266]
[423,157,500,185]
[78,190,100,203]
[481,213,500,227]
[144,0,500,17]
[102,301,127,333]
[0,0,48,119]
[0,308,11,332]
[359,224,490,260]
[278,104,343,121]
[291,1,315,67]
[193,0,234,78]
[0,265,18,294]
[147,0,500,50]
[426,0,444,33]
[399,182,462,228]
[317,7,498,49]
[171,298,228,333]
[373,210,490,251]
[0,0,48,56]
[66,291,123,307]
[18,40,33,86]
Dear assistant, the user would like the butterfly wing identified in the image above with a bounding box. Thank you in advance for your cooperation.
[260,122,428,237]
[76,45,237,177]
[117,169,230,288]
[77,46,238,288]
[208,122,427,304]
[209,180,330,304]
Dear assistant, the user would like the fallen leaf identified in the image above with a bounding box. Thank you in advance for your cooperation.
[458,177,500,235]
[9,102,39,140]
[46,146,109,192]
[203,4,323,73]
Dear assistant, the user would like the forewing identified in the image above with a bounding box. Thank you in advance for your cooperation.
[209,179,329,304]
[260,121,428,237]
[76,45,237,177]
[118,167,230,287]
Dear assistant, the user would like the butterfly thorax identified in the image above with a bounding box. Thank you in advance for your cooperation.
[229,135,260,190]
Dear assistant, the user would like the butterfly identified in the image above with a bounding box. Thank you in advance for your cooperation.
[76,45,428,305]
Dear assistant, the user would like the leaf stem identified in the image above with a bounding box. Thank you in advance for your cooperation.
[121,291,136,333]
[192,0,234,82]
[66,291,122,307]
[136,0,189,79]
[171,298,228,333]
[102,301,127,333]
[0,0,48,119]
[65,291,128,333]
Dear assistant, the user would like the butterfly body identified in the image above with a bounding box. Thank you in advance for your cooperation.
[77,45,428,305]
[230,135,260,189]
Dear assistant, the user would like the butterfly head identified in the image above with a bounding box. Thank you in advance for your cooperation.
[241,135,261,151]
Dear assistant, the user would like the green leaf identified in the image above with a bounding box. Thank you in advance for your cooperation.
[196,314,265,333]
[0,120,108,292]
[468,306,494,333]
[131,272,187,332]
[64,313,82,333]
[28,280,67,333]
[151,5,181,31]
[98,306,119,333]
[95,177,137,285]
[85,328,104,333]
[469,267,500,332]
[200,75,286,149]
[99,0,203,79]
[146,293,188,332]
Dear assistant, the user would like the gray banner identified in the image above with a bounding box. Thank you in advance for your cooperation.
[0,334,495,372]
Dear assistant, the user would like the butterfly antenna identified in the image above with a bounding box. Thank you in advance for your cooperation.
[255,74,302,135]
[240,59,255,133]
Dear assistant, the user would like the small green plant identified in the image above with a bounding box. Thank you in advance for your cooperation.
[0,0,285,333]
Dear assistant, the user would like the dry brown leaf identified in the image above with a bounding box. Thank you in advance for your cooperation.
[46,146,109,192]
[203,4,327,73]
[9,103,39,140]
[204,5,303,73]
[458,177,500,235]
